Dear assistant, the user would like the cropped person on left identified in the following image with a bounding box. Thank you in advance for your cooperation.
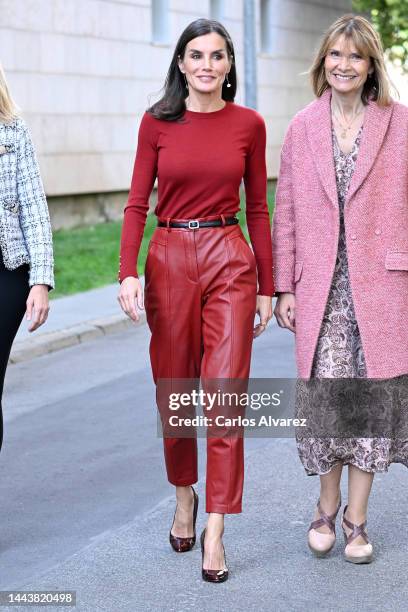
[0,62,54,451]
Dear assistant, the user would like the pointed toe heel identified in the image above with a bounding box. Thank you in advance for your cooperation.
[200,529,229,583]
[307,496,341,557]
[169,486,199,553]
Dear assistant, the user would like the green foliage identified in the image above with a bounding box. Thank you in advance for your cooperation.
[353,0,408,71]
[52,214,158,298]
[52,220,123,298]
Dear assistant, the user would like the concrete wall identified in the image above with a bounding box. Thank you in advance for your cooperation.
[256,0,353,175]
[0,0,356,225]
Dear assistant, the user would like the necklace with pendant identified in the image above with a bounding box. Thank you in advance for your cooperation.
[332,107,363,139]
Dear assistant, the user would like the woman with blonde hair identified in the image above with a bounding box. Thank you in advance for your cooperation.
[0,63,54,449]
[273,14,408,564]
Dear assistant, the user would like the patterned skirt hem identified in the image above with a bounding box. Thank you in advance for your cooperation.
[303,457,408,476]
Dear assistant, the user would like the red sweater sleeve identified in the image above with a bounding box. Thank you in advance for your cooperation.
[118,113,158,283]
[244,114,275,296]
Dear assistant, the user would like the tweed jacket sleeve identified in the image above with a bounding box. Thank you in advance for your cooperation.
[272,121,296,295]
[16,119,54,288]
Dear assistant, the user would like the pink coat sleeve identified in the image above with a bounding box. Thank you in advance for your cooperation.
[272,122,296,294]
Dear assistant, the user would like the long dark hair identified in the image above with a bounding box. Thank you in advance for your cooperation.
[148,19,236,121]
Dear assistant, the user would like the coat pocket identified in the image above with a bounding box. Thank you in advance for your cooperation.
[294,261,303,282]
[385,251,408,271]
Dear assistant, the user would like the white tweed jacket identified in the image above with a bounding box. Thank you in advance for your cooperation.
[0,117,54,288]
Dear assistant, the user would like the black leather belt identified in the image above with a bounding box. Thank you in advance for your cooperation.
[157,217,239,229]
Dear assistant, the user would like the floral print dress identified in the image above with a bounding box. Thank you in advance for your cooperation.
[296,125,408,475]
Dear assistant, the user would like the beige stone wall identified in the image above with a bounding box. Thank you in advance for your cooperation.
[0,0,352,202]
[256,0,353,175]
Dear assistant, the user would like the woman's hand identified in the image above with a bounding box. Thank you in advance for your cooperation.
[274,292,296,333]
[117,276,144,322]
[26,285,50,332]
[253,295,273,338]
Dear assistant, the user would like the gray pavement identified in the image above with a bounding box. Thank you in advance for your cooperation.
[15,284,125,341]
[11,282,145,364]
[1,287,407,611]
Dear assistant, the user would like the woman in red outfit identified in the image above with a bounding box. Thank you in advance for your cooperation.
[118,19,273,582]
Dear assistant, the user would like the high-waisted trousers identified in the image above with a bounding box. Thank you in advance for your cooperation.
[144,218,257,514]
[0,249,29,451]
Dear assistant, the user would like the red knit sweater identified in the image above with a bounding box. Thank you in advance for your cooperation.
[119,101,274,295]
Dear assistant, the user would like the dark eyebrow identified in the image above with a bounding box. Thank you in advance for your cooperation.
[188,48,226,53]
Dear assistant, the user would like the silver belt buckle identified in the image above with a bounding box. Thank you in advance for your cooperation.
[188,219,200,229]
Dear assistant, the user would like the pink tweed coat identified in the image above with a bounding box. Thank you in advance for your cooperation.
[272,87,408,379]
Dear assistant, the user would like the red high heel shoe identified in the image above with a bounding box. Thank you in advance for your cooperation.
[200,528,229,583]
[169,486,198,553]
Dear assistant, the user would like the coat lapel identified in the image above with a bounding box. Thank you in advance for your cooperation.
[305,88,338,209]
[345,99,394,205]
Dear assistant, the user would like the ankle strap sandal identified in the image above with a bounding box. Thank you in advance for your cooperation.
[341,505,373,564]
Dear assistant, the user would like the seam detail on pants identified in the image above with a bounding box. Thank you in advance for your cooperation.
[224,233,235,513]
[192,231,200,284]
[224,235,235,376]
[182,232,200,285]
[164,235,177,479]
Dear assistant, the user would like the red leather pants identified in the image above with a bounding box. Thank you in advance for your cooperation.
[144,218,257,513]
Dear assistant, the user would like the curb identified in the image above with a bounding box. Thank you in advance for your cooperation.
[9,312,147,364]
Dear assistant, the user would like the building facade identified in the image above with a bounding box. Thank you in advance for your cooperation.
[2,0,386,228]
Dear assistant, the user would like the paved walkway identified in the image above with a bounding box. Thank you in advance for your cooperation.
[11,281,145,363]
[5,284,408,611]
